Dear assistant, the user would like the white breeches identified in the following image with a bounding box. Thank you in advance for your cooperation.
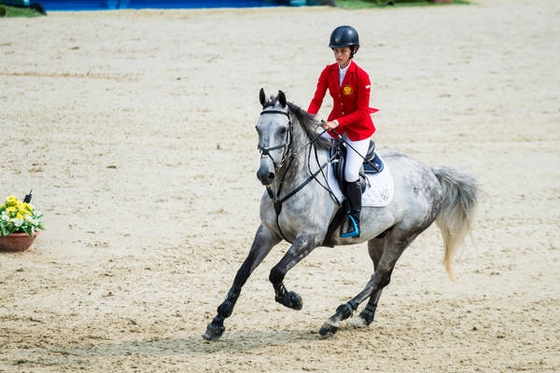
[321,131,370,182]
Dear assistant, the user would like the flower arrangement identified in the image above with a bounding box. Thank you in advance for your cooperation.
[0,193,44,236]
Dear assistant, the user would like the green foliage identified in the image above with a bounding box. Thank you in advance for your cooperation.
[0,196,45,236]
[0,4,43,17]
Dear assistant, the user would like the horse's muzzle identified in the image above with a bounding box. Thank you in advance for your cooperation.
[257,157,275,186]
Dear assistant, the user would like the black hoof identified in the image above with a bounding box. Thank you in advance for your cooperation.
[276,290,303,310]
[318,323,338,338]
[288,291,303,310]
[202,322,225,341]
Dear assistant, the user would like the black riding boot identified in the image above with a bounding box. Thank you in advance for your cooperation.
[341,180,362,238]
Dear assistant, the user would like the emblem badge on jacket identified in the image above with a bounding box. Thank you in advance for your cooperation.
[342,85,353,95]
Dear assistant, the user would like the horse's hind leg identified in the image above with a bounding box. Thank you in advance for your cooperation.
[319,229,416,337]
[203,225,281,341]
[348,238,385,328]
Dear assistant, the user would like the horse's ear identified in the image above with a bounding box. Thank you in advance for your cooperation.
[259,88,266,107]
[278,90,287,108]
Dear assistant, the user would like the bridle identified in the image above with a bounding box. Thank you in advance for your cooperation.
[257,107,340,243]
[257,109,293,171]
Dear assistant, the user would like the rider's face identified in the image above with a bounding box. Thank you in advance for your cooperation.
[333,47,352,68]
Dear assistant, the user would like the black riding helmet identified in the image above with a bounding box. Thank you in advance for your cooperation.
[329,25,360,57]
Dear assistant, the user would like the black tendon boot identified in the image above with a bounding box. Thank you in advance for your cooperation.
[341,180,362,238]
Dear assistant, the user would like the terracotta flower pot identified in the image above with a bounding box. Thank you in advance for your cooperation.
[0,232,39,252]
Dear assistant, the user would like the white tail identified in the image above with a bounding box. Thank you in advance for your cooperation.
[433,166,479,280]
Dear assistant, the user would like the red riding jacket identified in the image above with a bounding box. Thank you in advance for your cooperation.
[308,60,377,141]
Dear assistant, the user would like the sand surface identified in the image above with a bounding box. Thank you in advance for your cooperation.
[1,0,559,371]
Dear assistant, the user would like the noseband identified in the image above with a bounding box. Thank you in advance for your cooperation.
[257,109,293,171]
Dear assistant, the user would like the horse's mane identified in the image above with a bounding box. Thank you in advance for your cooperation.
[286,101,333,150]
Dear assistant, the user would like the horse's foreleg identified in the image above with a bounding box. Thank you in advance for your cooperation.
[273,282,303,310]
[269,233,321,311]
[203,225,280,341]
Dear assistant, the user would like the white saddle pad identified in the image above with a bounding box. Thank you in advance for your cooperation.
[327,156,394,207]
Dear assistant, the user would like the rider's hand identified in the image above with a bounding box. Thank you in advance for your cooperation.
[322,119,339,131]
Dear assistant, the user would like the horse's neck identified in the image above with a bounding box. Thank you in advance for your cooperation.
[278,127,329,189]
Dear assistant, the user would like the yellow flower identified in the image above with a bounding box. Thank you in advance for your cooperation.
[5,196,18,207]
[23,202,33,212]
[0,195,44,236]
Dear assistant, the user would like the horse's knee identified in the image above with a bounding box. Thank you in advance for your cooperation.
[269,266,285,285]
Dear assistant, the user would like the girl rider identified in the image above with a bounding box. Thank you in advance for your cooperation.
[307,25,377,238]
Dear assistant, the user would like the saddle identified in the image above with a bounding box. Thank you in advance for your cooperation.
[331,140,385,192]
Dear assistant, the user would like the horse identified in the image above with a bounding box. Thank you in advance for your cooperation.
[203,89,478,341]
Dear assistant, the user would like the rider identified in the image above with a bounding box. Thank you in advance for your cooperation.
[307,25,377,238]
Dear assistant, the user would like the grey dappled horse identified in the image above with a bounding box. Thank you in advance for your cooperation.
[203,89,478,341]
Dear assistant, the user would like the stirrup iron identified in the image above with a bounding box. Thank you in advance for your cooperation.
[340,215,359,238]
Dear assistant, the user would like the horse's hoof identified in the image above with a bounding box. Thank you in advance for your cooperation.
[318,322,339,338]
[202,322,225,341]
[288,291,303,310]
[277,290,303,310]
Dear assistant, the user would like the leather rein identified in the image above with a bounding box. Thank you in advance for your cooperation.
[257,109,334,243]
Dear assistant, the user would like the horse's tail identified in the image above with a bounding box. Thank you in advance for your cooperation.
[432,166,479,280]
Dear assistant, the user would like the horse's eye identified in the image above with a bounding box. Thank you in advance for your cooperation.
[279,127,287,135]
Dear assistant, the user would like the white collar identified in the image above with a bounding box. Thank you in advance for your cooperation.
[339,61,351,86]
[339,61,351,74]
